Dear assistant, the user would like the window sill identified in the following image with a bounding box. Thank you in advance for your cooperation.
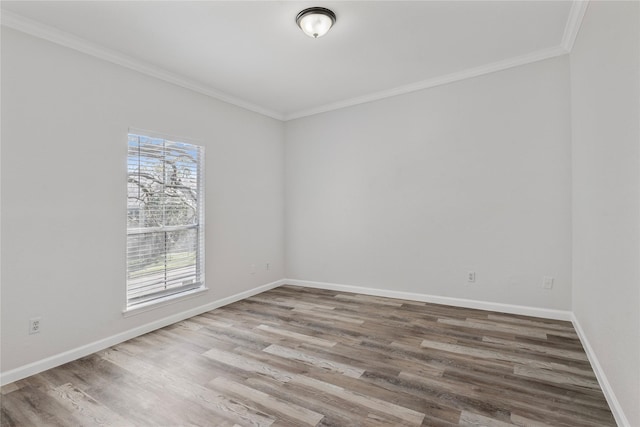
[122,286,208,318]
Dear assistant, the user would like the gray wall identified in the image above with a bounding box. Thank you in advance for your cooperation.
[570,2,640,425]
[3,5,639,423]
[1,28,285,373]
[285,56,572,310]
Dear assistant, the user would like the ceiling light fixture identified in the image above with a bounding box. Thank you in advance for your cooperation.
[296,7,336,38]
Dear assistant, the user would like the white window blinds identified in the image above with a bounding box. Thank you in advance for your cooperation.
[127,133,205,307]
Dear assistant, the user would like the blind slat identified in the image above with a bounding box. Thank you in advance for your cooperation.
[126,133,205,307]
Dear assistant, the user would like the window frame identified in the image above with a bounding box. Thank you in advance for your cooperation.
[125,130,206,312]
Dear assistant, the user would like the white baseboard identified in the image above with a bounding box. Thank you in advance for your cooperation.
[4,277,628,427]
[285,279,573,321]
[571,314,629,427]
[0,279,286,386]
[287,278,630,425]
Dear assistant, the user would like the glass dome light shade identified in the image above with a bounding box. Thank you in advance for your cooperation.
[296,7,336,38]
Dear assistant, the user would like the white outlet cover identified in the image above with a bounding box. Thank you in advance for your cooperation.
[29,317,41,334]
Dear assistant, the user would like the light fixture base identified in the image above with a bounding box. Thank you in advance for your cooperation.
[296,7,337,38]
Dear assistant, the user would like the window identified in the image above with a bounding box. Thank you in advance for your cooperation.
[126,132,205,308]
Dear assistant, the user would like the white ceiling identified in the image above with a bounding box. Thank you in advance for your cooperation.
[1,1,585,120]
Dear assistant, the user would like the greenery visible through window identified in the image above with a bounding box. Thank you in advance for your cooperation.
[126,133,205,307]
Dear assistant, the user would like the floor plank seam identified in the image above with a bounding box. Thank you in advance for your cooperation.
[1,285,616,427]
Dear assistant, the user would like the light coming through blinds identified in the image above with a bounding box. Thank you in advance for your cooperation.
[127,133,205,307]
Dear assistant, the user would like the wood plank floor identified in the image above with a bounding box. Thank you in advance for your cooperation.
[1,285,615,426]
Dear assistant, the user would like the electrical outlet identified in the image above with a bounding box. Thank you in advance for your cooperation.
[29,317,41,334]
[265,263,270,271]
[467,271,476,283]
[542,276,554,290]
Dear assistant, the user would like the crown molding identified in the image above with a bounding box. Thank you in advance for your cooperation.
[2,1,586,123]
[561,0,589,52]
[284,44,568,121]
[0,10,285,121]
